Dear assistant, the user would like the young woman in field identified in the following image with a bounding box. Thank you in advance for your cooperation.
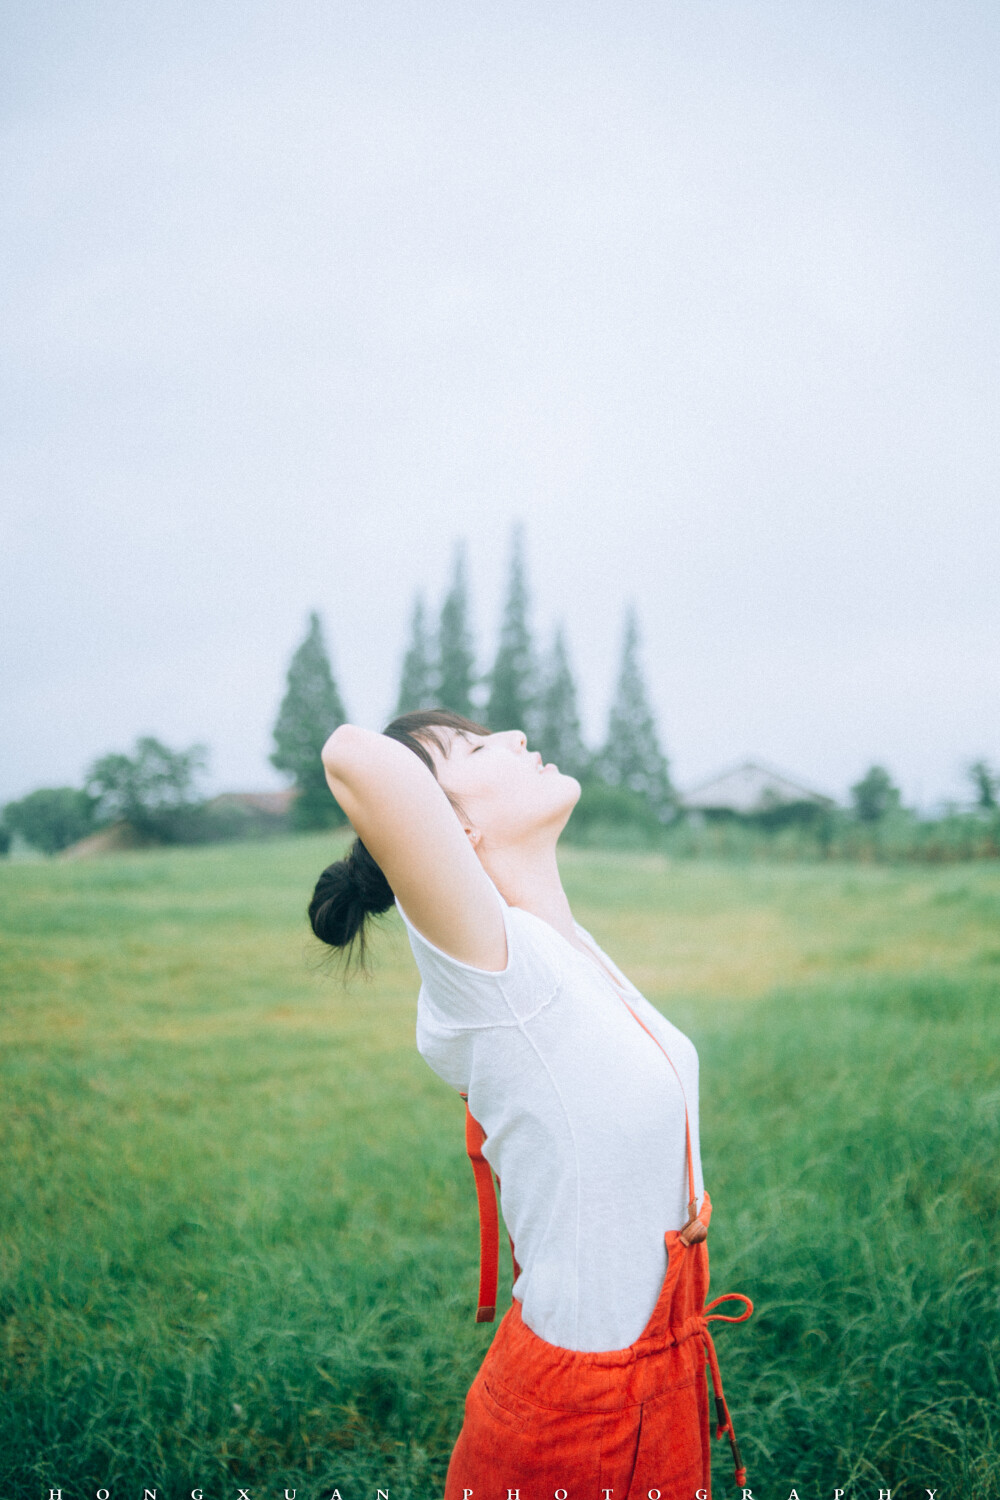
[308,708,753,1498]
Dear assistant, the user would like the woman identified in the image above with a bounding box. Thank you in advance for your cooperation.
[308,708,753,1499]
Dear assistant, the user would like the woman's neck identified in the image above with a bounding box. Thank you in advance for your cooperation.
[478,837,584,950]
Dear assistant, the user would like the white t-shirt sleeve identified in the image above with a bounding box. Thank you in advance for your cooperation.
[395,889,562,1029]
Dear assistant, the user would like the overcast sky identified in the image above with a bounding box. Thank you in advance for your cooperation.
[3,0,998,811]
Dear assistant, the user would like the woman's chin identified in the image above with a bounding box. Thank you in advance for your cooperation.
[519,772,581,837]
[550,774,582,827]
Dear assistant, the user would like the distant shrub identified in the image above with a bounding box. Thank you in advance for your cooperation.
[84,736,210,842]
[1,786,99,854]
[833,808,1000,863]
[561,800,1000,865]
[94,799,293,848]
[850,764,902,822]
[562,779,666,847]
[174,799,292,845]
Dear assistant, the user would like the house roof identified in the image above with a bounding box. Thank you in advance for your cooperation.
[205,789,299,815]
[679,759,835,813]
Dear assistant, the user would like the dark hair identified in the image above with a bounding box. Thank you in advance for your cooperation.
[307,708,490,970]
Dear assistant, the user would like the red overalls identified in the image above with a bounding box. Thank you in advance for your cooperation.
[447,993,754,1500]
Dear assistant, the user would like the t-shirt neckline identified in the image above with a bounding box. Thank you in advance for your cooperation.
[497,888,634,996]
[480,872,639,998]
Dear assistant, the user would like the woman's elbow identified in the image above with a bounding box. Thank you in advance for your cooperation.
[321,722,363,775]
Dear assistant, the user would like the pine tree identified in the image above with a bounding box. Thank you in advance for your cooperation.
[536,623,589,779]
[486,523,538,734]
[270,611,348,830]
[437,542,477,718]
[596,604,674,818]
[394,593,437,715]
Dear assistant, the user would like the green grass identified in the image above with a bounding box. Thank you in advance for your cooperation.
[1,839,998,1498]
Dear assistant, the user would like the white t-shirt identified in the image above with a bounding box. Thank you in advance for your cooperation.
[396,875,705,1354]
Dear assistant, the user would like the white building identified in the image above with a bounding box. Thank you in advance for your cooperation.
[679,760,835,816]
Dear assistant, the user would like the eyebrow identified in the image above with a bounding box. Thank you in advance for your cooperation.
[437,729,465,760]
[430,727,482,761]
[449,730,485,758]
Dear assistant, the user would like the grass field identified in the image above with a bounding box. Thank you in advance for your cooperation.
[1,837,998,1499]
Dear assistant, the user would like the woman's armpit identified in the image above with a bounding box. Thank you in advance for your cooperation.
[396,890,512,976]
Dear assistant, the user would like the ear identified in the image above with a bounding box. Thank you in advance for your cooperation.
[464,824,482,850]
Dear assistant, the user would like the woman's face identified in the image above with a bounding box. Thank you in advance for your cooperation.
[424,727,581,848]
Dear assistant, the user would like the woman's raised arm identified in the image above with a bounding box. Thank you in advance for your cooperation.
[321,724,508,971]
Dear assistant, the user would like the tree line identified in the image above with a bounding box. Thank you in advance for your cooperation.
[2,523,998,860]
[0,525,672,854]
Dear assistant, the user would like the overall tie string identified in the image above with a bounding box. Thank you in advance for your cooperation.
[699,1292,754,1488]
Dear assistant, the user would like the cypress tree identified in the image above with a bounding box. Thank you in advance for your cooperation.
[536,623,589,779]
[270,611,348,830]
[437,543,477,718]
[596,604,674,818]
[394,592,437,715]
[486,523,537,734]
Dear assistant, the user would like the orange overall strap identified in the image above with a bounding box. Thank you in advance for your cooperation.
[459,1093,520,1322]
[614,993,701,1234]
[462,1100,499,1321]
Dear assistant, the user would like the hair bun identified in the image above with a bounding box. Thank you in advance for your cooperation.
[308,838,395,954]
[346,841,395,913]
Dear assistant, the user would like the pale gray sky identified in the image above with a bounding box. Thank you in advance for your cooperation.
[3,0,998,811]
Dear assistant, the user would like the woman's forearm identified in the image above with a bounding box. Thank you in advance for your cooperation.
[320,721,459,864]
[322,722,430,803]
